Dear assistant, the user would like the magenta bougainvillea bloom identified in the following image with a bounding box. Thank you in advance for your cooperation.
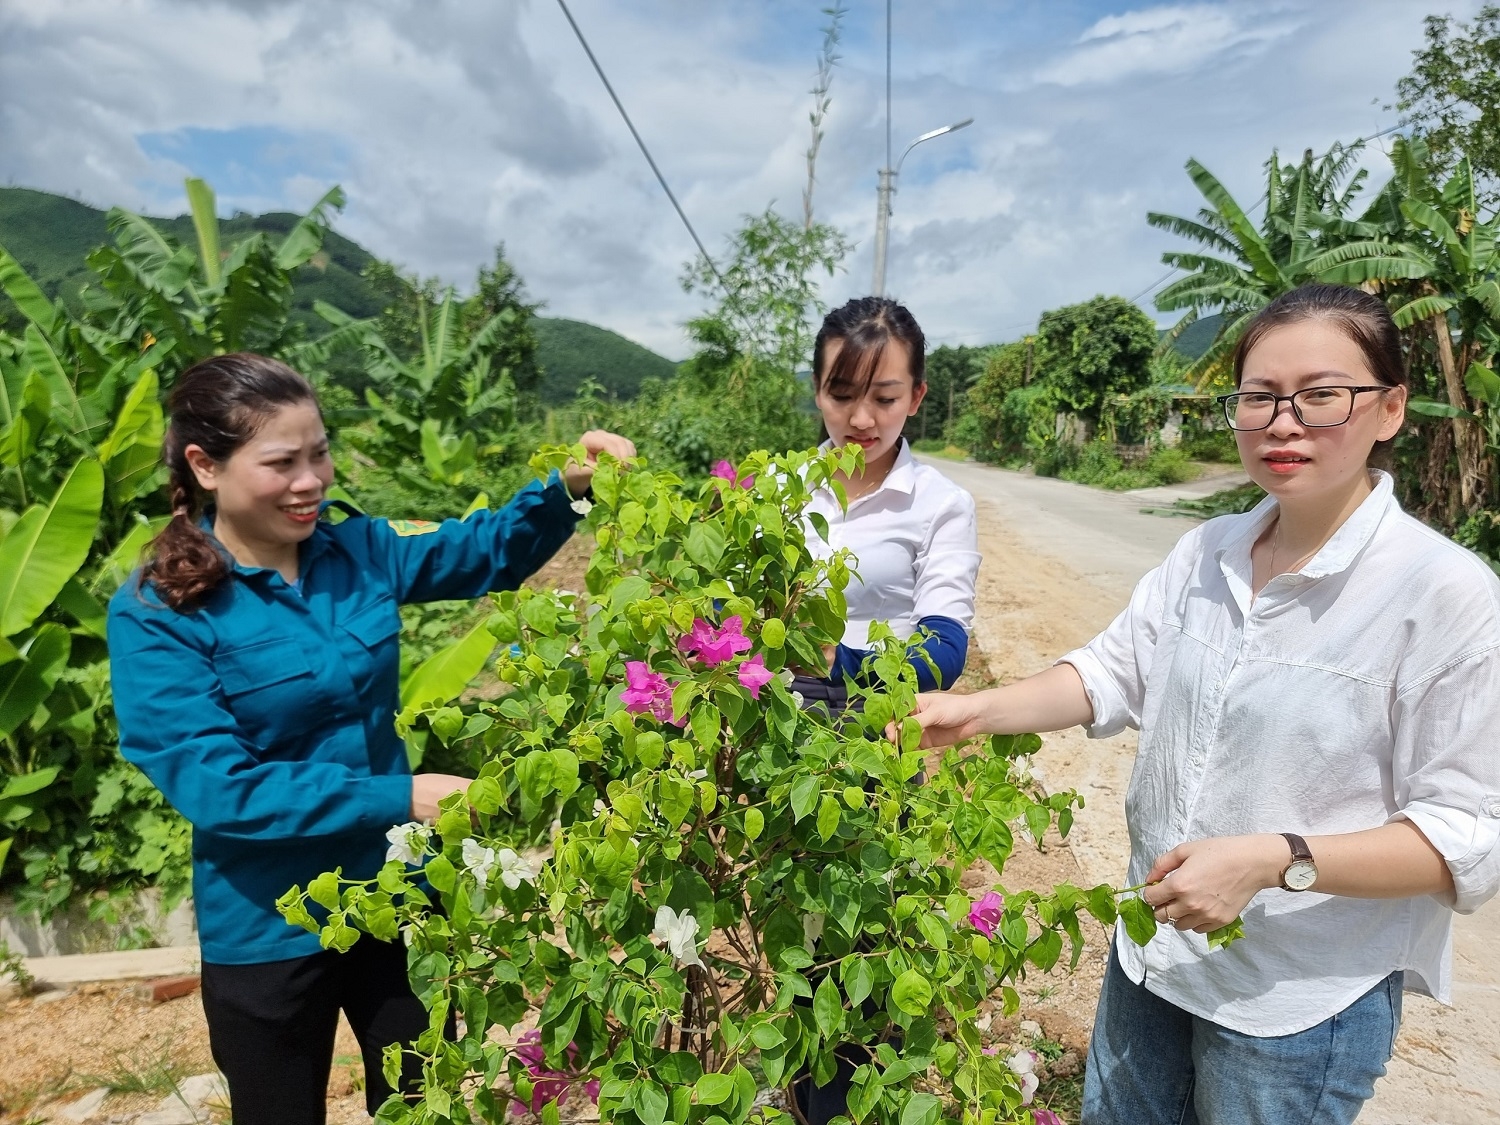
[737,653,774,699]
[510,1029,600,1116]
[968,890,1005,939]
[678,616,753,666]
[621,661,675,724]
[711,460,754,489]
[1031,1110,1065,1125]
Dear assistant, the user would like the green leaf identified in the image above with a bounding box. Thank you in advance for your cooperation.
[0,625,70,738]
[0,765,60,801]
[790,775,819,822]
[655,1051,703,1086]
[1207,916,1246,951]
[694,1073,735,1106]
[1406,396,1476,419]
[0,243,58,335]
[742,806,764,842]
[0,837,12,876]
[813,975,844,1038]
[185,178,222,288]
[840,957,873,1008]
[400,617,496,709]
[1465,363,1500,409]
[761,618,787,648]
[275,185,347,271]
[816,794,841,842]
[634,1081,668,1125]
[685,522,726,570]
[307,871,341,912]
[0,458,104,637]
[1118,895,1158,947]
[900,1092,941,1125]
[891,970,933,1017]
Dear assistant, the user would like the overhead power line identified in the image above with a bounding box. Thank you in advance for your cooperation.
[553,0,725,287]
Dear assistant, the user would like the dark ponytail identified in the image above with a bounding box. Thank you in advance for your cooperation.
[143,354,319,611]
[812,297,927,394]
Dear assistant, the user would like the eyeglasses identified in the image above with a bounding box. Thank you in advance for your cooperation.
[1215,385,1392,431]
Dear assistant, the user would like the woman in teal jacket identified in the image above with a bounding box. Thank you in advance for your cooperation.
[107,353,632,1124]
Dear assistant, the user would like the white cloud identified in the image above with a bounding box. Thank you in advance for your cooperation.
[0,0,1491,359]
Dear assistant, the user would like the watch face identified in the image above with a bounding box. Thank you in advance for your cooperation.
[1284,860,1318,891]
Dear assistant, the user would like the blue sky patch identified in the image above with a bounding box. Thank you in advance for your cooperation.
[136,125,350,210]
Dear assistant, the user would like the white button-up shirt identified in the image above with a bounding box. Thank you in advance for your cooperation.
[805,440,979,648]
[1061,472,1500,1036]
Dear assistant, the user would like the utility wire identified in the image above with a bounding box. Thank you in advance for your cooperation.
[553,0,725,288]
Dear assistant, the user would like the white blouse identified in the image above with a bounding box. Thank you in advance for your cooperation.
[805,440,980,649]
[1060,472,1500,1036]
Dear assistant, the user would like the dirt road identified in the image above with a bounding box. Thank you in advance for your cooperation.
[922,456,1500,1125]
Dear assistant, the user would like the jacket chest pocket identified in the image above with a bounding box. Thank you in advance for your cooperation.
[337,596,402,704]
[215,637,324,751]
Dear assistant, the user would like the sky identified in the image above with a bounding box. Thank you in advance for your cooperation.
[0,0,1485,358]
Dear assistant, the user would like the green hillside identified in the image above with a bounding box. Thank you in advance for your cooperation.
[533,317,678,403]
[0,186,672,402]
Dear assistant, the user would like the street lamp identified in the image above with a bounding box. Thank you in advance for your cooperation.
[871,117,973,297]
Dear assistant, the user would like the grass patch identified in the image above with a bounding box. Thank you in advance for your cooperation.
[1145,481,1265,520]
[1039,440,1199,491]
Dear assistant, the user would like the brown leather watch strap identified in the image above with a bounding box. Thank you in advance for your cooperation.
[1281,832,1313,863]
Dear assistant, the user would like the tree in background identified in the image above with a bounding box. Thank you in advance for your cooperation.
[1033,295,1156,427]
[945,340,1029,461]
[907,343,990,444]
[1395,6,1500,205]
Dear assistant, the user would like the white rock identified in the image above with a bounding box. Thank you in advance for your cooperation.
[174,1074,228,1110]
[54,1087,110,1122]
[134,1107,199,1125]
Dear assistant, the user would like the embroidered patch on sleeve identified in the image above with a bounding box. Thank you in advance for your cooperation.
[386,519,440,536]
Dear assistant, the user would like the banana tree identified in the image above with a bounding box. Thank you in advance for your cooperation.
[1309,147,1500,513]
[1149,143,1391,386]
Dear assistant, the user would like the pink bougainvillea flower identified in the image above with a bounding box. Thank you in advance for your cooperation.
[711,460,754,489]
[737,653,774,699]
[968,890,1005,939]
[621,661,678,724]
[1031,1110,1065,1125]
[678,616,753,667]
[509,1029,600,1116]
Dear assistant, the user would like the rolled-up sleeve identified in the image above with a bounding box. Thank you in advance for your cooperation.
[369,472,583,604]
[1057,559,1170,739]
[1390,644,1500,914]
[911,490,980,629]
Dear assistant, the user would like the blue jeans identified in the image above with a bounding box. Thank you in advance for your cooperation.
[1082,947,1402,1125]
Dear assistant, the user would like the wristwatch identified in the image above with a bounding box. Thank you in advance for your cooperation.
[1279,832,1318,891]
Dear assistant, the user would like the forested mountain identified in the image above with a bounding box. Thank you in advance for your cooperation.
[0,186,674,402]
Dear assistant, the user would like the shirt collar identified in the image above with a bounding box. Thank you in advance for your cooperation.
[196,506,334,579]
[816,437,917,499]
[1216,470,1398,605]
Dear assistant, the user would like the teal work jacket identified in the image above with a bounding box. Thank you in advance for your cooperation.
[106,476,581,964]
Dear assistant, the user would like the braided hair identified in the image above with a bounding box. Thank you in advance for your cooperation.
[142,354,319,610]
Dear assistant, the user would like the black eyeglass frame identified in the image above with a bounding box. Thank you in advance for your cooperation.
[1214,385,1394,431]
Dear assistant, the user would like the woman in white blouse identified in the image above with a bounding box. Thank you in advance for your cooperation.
[799,296,981,706]
[907,283,1500,1125]
[793,298,981,1125]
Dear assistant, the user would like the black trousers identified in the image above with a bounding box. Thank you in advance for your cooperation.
[200,936,431,1125]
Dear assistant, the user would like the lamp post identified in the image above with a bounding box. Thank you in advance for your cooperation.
[871,117,973,297]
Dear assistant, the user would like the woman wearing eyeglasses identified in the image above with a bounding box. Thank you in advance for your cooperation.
[904,283,1500,1125]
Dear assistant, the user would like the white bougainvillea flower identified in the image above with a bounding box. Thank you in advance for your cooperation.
[593,798,609,818]
[497,848,540,890]
[791,690,805,707]
[570,498,593,515]
[385,822,432,865]
[777,668,796,686]
[1006,1050,1040,1104]
[651,906,705,969]
[802,912,825,953]
[688,768,708,781]
[462,839,498,890]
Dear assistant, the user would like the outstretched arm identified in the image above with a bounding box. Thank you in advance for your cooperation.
[904,663,1096,749]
